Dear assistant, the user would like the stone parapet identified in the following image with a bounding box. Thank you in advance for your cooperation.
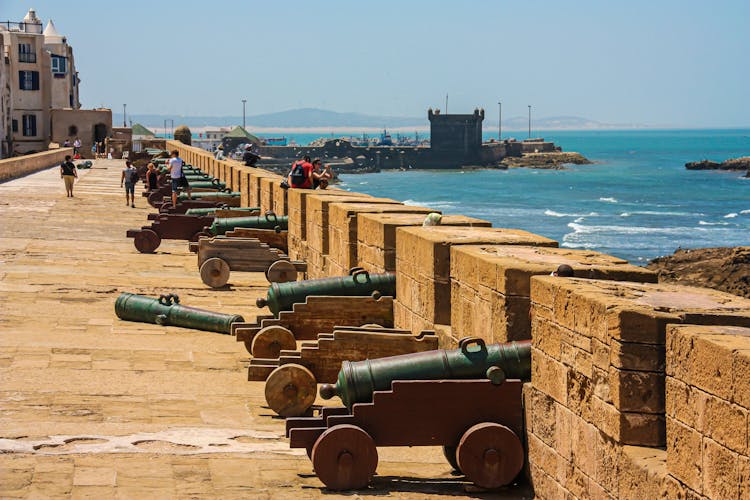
[0,148,73,183]
[450,245,657,344]
[357,213,491,274]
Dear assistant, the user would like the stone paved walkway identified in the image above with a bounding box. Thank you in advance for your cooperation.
[0,161,514,498]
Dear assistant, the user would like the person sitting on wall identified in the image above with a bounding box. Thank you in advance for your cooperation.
[145,162,159,191]
[311,158,333,189]
[168,150,191,207]
[287,155,314,189]
[214,145,225,160]
[63,139,71,148]
[242,144,260,167]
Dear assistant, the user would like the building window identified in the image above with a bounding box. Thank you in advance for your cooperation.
[51,55,67,76]
[68,125,78,136]
[69,94,74,107]
[12,119,18,133]
[18,70,39,91]
[22,114,37,137]
[18,43,36,63]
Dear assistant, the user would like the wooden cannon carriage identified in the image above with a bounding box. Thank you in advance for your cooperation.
[126,214,214,253]
[249,326,438,417]
[231,295,394,356]
[285,379,525,490]
[193,236,306,287]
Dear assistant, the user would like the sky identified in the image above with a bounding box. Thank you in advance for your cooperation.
[2,0,749,127]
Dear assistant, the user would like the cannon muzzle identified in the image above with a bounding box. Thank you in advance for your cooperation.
[115,292,244,334]
[321,338,532,409]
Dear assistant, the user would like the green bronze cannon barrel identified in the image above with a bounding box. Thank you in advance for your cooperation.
[185,180,227,190]
[320,338,531,408]
[185,206,260,216]
[177,191,240,201]
[208,212,288,235]
[183,173,213,181]
[114,292,244,334]
[256,269,396,316]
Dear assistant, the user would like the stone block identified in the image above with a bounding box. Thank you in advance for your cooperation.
[271,181,288,215]
[702,436,739,499]
[305,194,393,261]
[395,226,557,330]
[617,446,668,500]
[327,202,432,273]
[260,177,281,213]
[286,188,365,259]
[666,417,703,493]
[357,212,491,273]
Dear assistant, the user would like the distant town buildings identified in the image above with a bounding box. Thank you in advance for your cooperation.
[1,8,111,158]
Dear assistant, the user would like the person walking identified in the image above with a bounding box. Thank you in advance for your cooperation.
[168,150,191,207]
[121,160,139,207]
[73,137,81,155]
[60,155,78,197]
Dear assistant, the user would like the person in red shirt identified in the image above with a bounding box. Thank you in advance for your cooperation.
[288,155,314,189]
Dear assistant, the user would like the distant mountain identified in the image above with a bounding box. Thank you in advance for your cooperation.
[127,108,640,131]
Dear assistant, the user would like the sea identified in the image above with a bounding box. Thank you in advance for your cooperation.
[292,128,749,265]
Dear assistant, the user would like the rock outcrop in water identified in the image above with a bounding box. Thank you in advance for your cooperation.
[499,151,591,169]
[685,156,750,170]
[647,246,750,298]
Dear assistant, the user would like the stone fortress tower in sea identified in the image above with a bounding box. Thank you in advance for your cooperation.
[254,107,585,172]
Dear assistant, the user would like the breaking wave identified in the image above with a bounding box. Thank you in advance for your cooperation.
[598,197,618,203]
[544,210,599,217]
[724,213,738,218]
[699,220,729,226]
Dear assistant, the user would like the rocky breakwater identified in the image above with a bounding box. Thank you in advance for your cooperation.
[685,156,750,176]
[499,151,591,169]
[647,246,750,298]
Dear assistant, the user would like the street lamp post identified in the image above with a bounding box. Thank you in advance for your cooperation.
[528,105,532,139]
[123,104,127,127]
[242,99,247,129]
[498,101,502,141]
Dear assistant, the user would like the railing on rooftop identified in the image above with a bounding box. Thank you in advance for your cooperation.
[0,21,43,33]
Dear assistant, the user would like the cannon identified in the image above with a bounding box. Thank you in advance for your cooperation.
[249,326,438,417]
[185,206,260,217]
[126,214,214,253]
[157,199,241,214]
[285,338,530,490]
[207,212,288,236]
[321,337,531,408]
[177,191,240,201]
[233,295,393,356]
[256,269,396,317]
[195,236,306,288]
[147,185,231,208]
[114,292,244,334]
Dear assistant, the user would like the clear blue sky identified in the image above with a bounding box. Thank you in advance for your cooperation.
[4,0,749,126]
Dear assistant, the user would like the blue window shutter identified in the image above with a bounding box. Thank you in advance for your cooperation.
[18,71,24,89]
[31,71,39,90]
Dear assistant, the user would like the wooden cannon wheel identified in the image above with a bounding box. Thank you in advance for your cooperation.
[200,258,231,288]
[134,229,161,253]
[264,363,317,417]
[311,424,378,490]
[190,230,211,242]
[251,325,296,358]
[456,422,524,489]
[443,445,459,471]
[265,260,298,283]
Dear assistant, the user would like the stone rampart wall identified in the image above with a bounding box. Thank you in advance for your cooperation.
[164,140,750,499]
[0,148,74,183]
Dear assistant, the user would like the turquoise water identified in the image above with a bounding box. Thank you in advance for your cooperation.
[333,129,750,264]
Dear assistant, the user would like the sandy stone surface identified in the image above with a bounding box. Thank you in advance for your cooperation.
[0,161,526,498]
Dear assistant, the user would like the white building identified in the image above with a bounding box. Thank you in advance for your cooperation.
[0,9,81,157]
